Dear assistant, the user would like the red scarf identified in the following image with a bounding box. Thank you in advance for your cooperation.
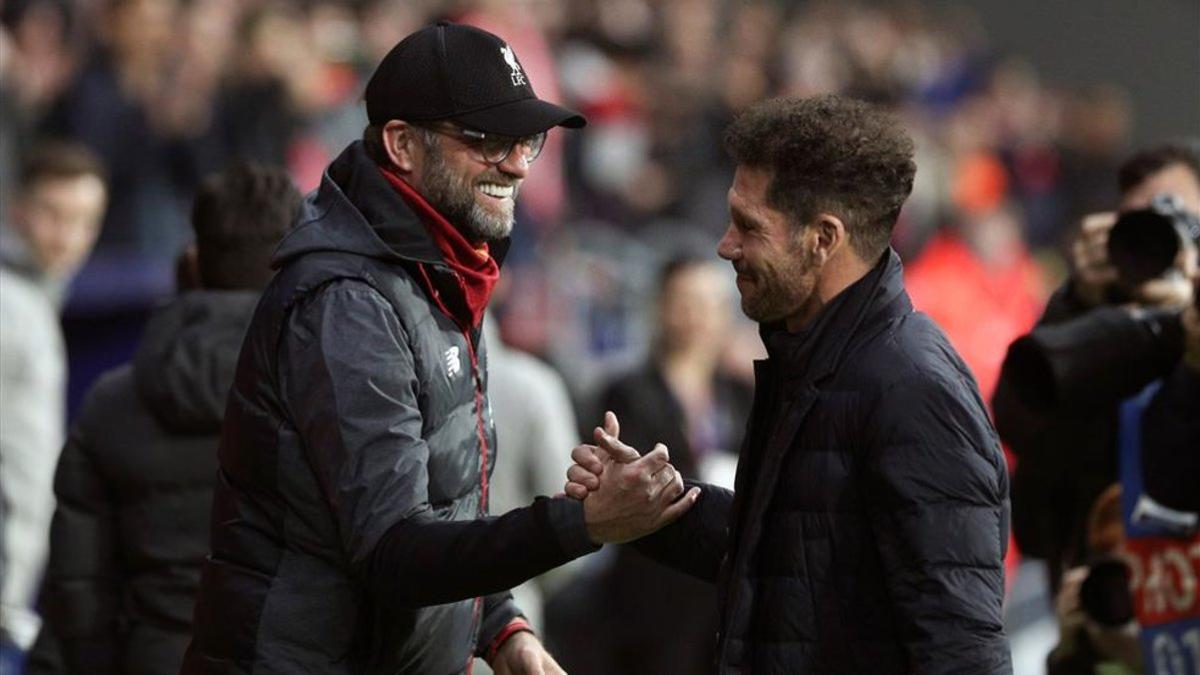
[379,167,499,329]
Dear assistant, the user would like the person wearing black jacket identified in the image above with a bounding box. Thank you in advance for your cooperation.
[26,163,300,675]
[993,143,1200,590]
[568,96,1012,673]
[183,22,695,675]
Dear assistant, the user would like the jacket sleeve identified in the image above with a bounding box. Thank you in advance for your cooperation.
[278,281,598,607]
[0,287,65,651]
[37,396,121,674]
[475,592,523,659]
[864,372,1011,674]
[630,481,733,583]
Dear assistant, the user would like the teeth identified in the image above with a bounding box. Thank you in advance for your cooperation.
[478,183,514,199]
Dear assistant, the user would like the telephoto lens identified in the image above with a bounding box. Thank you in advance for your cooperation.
[1001,305,1184,411]
[1107,194,1200,289]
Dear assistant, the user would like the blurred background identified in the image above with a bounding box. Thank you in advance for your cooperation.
[1,0,1197,672]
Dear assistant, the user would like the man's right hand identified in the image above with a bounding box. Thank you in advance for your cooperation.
[1070,212,1119,307]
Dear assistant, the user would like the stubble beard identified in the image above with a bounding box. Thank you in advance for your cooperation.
[420,145,518,244]
[739,243,819,325]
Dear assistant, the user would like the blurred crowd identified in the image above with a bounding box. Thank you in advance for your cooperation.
[2,0,1196,673]
[2,0,1153,377]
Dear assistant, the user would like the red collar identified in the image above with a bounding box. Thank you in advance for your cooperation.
[379,166,499,329]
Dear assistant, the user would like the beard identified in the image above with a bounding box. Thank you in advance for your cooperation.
[420,145,519,244]
[736,240,820,325]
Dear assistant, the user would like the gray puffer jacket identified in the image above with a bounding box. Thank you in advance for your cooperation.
[183,142,595,675]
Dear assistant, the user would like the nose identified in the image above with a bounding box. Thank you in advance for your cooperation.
[496,149,530,180]
[717,223,740,261]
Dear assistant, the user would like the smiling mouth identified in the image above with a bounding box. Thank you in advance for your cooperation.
[477,182,515,201]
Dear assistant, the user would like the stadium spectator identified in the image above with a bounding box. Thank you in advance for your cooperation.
[0,142,106,673]
[25,163,300,675]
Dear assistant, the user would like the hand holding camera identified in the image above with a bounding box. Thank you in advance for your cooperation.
[1070,212,1120,308]
[1071,196,1199,309]
[1105,194,1200,308]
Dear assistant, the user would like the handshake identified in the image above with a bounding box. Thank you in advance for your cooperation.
[563,411,701,544]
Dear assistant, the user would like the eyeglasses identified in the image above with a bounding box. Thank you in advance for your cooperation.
[417,123,547,166]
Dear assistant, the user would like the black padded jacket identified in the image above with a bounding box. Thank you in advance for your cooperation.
[635,251,1012,674]
[28,290,259,675]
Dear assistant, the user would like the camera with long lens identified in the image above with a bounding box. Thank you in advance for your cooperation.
[1002,195,1199,412]
[1107,194,1200,299]
[1002,305,1184,411]
[1080,557,1135,627]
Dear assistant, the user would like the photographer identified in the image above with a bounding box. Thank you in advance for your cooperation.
[1045,485,1142,675]
[998,144,1200,674]
[1034,288,1200,675]
[994,143,1200,592]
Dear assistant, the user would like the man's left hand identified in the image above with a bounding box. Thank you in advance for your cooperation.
[491,632,566,675]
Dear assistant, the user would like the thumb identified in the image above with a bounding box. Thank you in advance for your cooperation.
[604,410,621,439]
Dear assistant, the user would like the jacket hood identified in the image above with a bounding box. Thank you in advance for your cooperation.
[271,141,445,269]
[133,290,261,433]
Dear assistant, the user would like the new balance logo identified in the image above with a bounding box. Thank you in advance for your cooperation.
[444,346,462,379]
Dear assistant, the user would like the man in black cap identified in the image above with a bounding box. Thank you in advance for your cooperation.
[183,22,696,675]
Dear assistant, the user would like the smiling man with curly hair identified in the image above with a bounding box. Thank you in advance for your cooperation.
[567,95,1013,673]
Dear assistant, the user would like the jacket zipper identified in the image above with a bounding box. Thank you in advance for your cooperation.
[463,327,487,675]
[417,264,491,671]
[417,265,492,513]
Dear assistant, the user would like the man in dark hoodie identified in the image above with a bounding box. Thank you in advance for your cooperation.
[27,162,300,675]
[0,141,106,673]
[184,22,695,675]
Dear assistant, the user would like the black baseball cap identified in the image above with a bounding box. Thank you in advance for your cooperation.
[365,21,586,137]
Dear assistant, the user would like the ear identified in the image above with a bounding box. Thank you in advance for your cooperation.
[382,120,422,173]
[811,213,848,264]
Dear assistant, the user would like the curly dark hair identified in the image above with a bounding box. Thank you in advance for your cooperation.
[724,95,916,260]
